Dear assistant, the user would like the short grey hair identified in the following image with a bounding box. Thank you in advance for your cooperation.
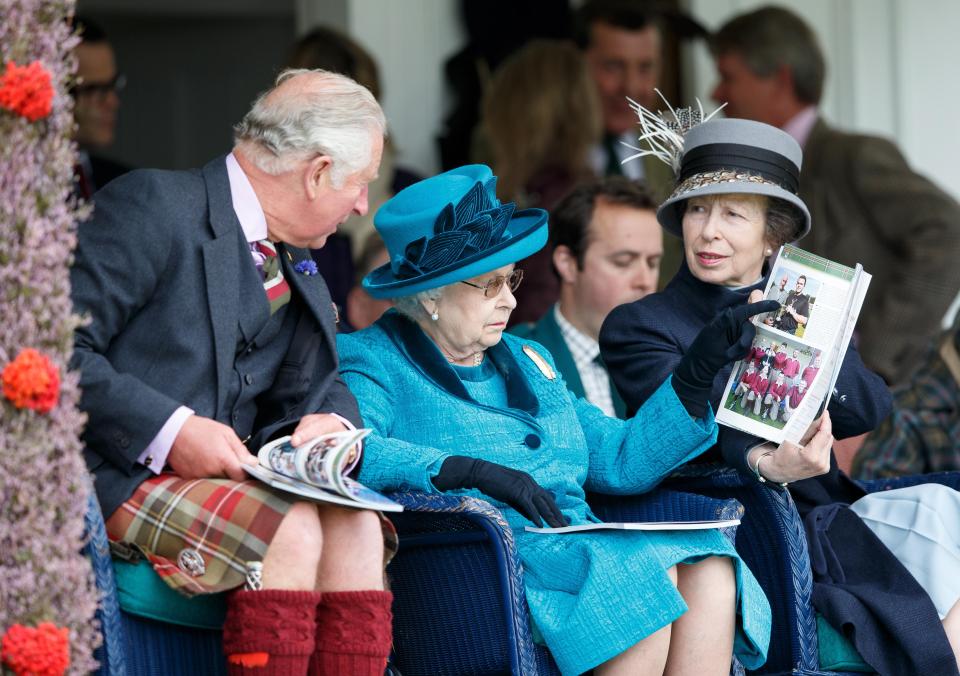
[393,287,445,322]
[233,68,386,185]
[711,6,825,105]
[765,197,806,248]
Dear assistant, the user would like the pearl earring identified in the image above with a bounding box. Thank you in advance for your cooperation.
[765,248,773,256]
[431,311,439,321]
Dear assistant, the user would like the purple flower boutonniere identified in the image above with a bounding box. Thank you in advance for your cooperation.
[294,260,319,276]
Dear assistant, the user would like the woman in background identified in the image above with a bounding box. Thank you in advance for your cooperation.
[481,40,601,325]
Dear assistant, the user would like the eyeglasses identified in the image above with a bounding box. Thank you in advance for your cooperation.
[460,269,524,298]
[73,73,127,100]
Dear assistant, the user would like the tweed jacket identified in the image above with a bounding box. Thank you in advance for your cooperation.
[70,156,360,516]
[800,118,960,383]
[509,308,626,418]
[338,311,771,675]
[855,325,960,478]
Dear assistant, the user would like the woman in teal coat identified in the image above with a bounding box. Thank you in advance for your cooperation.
[338,165,807,675]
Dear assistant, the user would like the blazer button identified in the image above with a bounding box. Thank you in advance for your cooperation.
[524,434,541,449]
[244,374,254,385]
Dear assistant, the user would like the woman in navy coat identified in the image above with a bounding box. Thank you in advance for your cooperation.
[600,116,960,674]
[337,165,789,675]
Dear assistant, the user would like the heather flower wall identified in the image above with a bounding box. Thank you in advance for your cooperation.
[0,1,100,673]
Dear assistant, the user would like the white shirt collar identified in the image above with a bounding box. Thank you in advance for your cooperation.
[225,152,268,243]
[782,106,819,148]
[554,304,601,362]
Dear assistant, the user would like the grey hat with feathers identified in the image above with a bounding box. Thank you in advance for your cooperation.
[623,94,811,241]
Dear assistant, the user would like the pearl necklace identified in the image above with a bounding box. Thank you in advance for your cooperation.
[442,346,483,366]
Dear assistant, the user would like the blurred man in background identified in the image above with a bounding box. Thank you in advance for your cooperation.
[72,15,129,198]
[576,0,680,288]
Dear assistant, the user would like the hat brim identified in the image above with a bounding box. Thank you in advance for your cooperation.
[656,178,811,242]
[363,208,548,299]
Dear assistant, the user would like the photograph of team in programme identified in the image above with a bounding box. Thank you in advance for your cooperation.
[724,332,822,430]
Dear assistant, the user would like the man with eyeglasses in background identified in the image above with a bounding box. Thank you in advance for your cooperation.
[72,15,130,200]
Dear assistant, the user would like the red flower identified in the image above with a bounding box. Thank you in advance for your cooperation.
[0,61,54,122]
[2,348,60,413]
[1,623,70,676]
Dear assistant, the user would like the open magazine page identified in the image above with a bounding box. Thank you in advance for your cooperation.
[525,518,740,534]
[243,429,404,512]
[257,428,367,492]
[715,245,866,444]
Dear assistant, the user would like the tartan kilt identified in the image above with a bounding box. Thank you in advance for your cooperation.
[106,473,398,596]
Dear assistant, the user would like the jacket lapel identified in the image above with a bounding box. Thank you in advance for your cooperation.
[535,310,626,418]
[201,157,242,417]
[280,246,337,354]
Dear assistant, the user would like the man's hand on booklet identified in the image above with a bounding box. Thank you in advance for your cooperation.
[290,413,350,447]
[672,299,781,418]
[169,415,258,481]
[747,412,834,485]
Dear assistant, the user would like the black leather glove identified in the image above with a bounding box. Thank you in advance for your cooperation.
[432,456,567,528]
[673,300,780,418]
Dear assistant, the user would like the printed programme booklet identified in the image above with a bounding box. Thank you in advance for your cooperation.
[525,518,741,534]
[243,428,403,512]
[715,244,871,445]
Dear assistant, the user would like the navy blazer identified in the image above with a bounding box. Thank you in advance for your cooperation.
[71,156,361,516]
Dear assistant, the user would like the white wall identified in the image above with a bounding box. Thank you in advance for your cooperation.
[294,0,464,176]
[348,0,465,176]
[683,0,960,199]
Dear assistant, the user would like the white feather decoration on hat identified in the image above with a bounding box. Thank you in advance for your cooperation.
[620,89,726,173]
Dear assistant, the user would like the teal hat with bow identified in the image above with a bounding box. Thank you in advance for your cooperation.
[363,164,548,298]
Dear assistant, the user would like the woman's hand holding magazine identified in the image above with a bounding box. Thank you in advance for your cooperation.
[746,412,834,485]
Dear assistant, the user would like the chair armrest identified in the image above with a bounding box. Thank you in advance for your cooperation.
[82,491,127,676]
[587,488,744,522]
[859,470,960,493]
[385,491,544,675]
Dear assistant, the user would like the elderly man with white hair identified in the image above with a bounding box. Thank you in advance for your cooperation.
[70,69,392,676]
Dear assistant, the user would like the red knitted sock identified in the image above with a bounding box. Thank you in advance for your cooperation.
[310,590,393,676]
[223,589,322,676]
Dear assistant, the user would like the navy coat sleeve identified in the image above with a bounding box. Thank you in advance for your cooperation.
[600,299,759,476]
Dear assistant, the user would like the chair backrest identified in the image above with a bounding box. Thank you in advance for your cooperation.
[387,492,559,675]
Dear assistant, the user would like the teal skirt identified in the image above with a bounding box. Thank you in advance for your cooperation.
[515,526,771,675]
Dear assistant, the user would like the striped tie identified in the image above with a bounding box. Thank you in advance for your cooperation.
[254,240,291,314]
